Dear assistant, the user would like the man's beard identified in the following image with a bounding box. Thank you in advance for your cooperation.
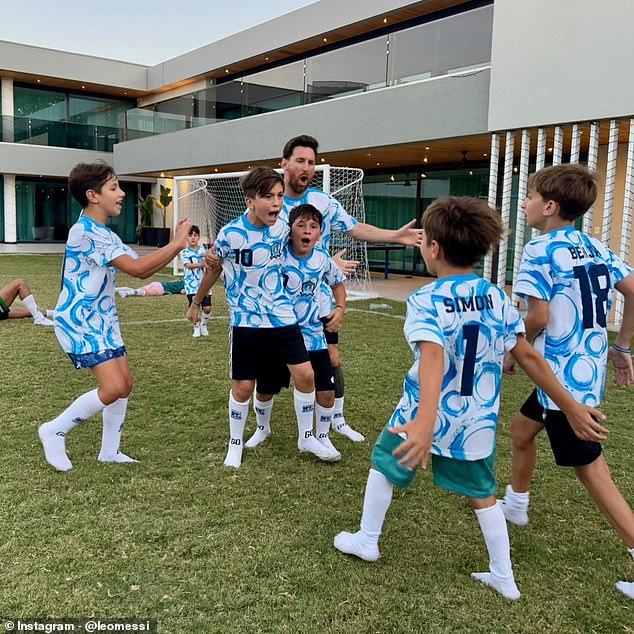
[288,174,312,196]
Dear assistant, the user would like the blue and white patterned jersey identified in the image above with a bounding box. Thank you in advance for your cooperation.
[281,188,358,251]
[54,215,138,355]
[516,227,632,409]
[388,274,525,461]
[282,188,357,315]
[282,245,346,351]
[214,214,296,328]
[180,245,207,295]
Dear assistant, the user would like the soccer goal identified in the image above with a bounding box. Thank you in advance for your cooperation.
[172,165,376,299]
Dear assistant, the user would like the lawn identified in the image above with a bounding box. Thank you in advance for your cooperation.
[1,255,633,633]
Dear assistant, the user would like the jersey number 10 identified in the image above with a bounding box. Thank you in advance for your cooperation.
[573,264,610,328]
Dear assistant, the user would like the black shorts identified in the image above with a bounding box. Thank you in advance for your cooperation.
[520,389,602,467]
[230,324,308,381]
[257,348,334,395]
[187,294,212,308]
[320,316,339,345]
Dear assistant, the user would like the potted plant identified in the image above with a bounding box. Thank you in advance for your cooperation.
[154,185,173,247]
[136,194,156,245]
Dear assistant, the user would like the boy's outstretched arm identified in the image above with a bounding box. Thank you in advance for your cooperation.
[112,219,192,279]
[389,341,443,470]
[504,296,549,375]
[186,264,222,325]
[323,283,346,333]
[609,274,634,386]
[347,219,423,247]
[511,336,608,442]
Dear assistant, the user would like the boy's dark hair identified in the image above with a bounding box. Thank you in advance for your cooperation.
[528,164,597,221]
[240,167,284,199]
[69,161,116,208]
[422,196,503,267]
[189,225,200,236]
[282,135,319,160]
[288,204,323,229]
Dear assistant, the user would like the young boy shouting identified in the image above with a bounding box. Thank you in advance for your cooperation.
[334,196,603,600]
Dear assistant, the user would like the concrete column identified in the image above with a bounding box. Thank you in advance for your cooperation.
[1,77,14,143]
[4,174,17,242]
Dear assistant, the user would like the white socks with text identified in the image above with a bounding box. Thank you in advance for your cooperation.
[98,398,137,463]
[245,396,273,448]
[225,391,249,468]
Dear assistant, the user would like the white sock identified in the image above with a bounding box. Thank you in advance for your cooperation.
[628,547,634,561]
[294,388,315,443]
[315,403,334,442]
[23,294,46,321]
[245,396,273,448]
[98,398,136,463]
[473,502,520,600]
[46,309,56,318]
[332,396,345,430]
[39,388,105,471]
[201,312,211,325]
[504,485,529,510]
[225,391,249,468]
[134,289,146,296]
[360,468,394,543]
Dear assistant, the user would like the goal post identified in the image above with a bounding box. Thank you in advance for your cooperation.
[172,165,376,299]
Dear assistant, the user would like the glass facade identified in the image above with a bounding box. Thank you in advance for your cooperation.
[0,177,4,243]
[134,4,493,135]
[15,178,138,243]
[13,86,134,150]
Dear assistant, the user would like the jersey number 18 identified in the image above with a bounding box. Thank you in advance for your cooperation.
[573,264,610,328]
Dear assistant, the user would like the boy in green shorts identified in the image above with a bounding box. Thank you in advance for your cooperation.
[334,196,604,600]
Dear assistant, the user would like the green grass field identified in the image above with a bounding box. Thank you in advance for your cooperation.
[1,255,633,633]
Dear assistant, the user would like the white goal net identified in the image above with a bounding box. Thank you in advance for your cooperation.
[172,165,375,299]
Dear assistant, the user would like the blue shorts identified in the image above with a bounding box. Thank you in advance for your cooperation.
[68,346,127,369]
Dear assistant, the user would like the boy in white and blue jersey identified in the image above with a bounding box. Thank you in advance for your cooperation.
[187,168,339,468]
[39,161,192,472]
[248,204,347,459]
[334,196,603,600]
[180,225,211,338]
[499,164,634,599]
[281,135,423,443]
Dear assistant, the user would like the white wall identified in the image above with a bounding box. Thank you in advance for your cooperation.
[488,0,634,130]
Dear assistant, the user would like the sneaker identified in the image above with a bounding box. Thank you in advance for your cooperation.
[334,531,379,562]
[471,571,520,600]
[615,581,634,599]
[34,316,54,326]
[200,324,209,337]
[298,435,341,462]
[317,435,342,461]
[192,325,201,338]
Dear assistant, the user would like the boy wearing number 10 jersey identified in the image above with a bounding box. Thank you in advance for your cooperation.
[499,164,634,599]
[334,196,602,600]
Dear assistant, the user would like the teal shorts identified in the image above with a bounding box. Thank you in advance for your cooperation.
[371,426,497,498]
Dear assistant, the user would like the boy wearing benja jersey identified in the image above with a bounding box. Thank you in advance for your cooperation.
[248,204,347,460]
[334,196,603,600]
[499,164,634,599]
[280,135,423,444]
[187,168,338,468]
[180,225,211,338]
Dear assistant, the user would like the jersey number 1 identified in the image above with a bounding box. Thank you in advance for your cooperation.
[572,264,610,328]
[460,324,480,396]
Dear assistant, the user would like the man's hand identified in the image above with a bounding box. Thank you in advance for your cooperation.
[388,417,434,470]
[174,218,193,248]
[608,346,634,387]
[204,247,222,269]
[503,351,517,375]
[333,249,359,275]
[563,404,608,442]
[394,219,423,247]
[186,302,201,325]
[324,306,345,333]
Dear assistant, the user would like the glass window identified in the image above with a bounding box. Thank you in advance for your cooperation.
[196,81,244,124]
[305,36,388,103]
[243,61,305,116]
[388,5,493,84]
[0,177,4,242]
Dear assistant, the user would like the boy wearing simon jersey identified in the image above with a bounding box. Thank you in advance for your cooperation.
[334,196,602,600]
[499,164,634,599]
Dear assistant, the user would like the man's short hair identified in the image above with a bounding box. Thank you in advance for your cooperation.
[283,135,319,160]
[69,161,116,208]
[288,204,323,229]
[240,167,284,199]
[189,225,200,236]
[528,164,597,221]
[422,196,503,267]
